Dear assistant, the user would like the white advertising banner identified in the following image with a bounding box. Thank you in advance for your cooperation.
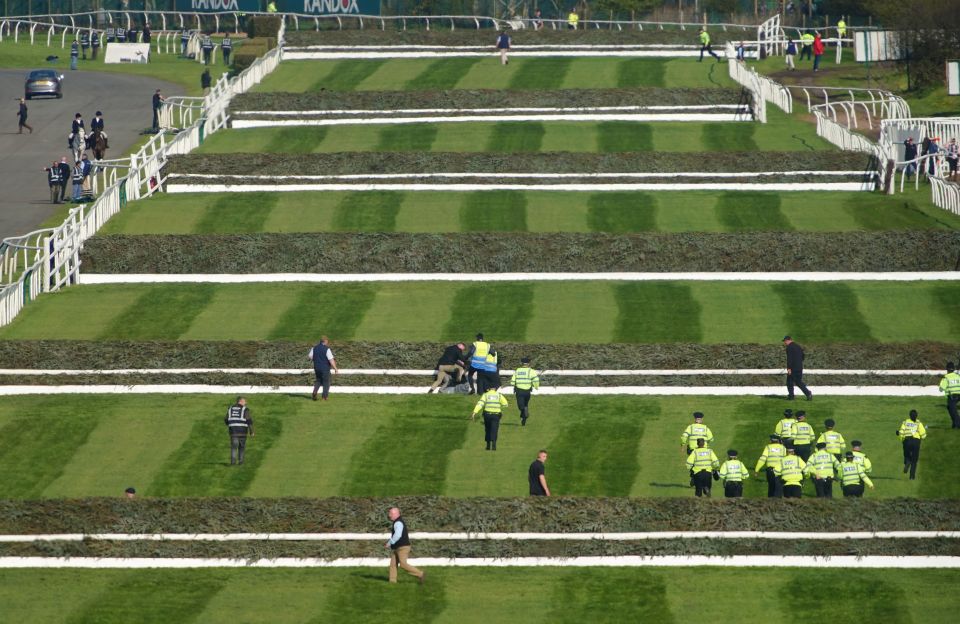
[104,43,151,64]
[854,31,902,62]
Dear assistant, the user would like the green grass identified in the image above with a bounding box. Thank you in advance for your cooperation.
[0,394,954,500]
[460,191,528,231]
[4,281,957,344]
[197,110,831,154]
[0,567,956,623]
[103,189,960,235]
[256,57,734,93]
[0,38,238,94]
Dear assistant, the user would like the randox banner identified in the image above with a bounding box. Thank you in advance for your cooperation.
[173,0,263,12]
[280,0,382,16]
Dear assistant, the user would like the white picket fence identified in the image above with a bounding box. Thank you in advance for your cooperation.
[931,177,960,216]
[726,50,793,123]
[0,26,285,329]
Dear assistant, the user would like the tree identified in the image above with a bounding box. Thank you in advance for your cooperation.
[593,0,663,20]
[866,0,960,89]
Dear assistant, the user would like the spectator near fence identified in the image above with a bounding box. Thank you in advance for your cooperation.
[201,69,212,96]
[531,9,543,30]
[799,32,814,61]
[946,138,959,182]
[17,98,32,134]
[567,11,578,29]
[151,89,164,132]
[495,30,511,66]
[309,336,339,401]
[903,137,918,179]
[812,32,825,71]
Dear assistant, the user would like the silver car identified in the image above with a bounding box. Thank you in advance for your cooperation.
[25,69,64,99]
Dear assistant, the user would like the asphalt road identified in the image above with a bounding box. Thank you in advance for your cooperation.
[0,68,182,241]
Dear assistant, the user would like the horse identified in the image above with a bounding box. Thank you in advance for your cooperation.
[87,128,108,160]
[69,128,86,164]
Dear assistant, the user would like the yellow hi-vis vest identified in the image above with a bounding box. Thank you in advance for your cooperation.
[719,459,749,482]
[686,448,719,473]
[817,431,846,455]
[940,372,960,395]
[837,20,847,37]
[511,367,539,391]
[567,12,579,28]
[778,455,806,485]
[804,450,840,479]
[839,461,873,487]
[898,419,927,441]
[470,341,490,369]
[681,423,714,450]
[791,421,816,445]
[852,451,872,474]
[473,389,508,415]
[755,443,786,472]
[775,417,797,439]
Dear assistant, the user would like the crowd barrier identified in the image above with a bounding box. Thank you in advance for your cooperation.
[0,21,285,329]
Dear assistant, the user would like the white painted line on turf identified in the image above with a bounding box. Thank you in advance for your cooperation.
[79,272,960,284]
[288,44,704,51]
[0,385,940,397]
[231,113,748,127]
[2,531,958,542]
[0,368,938,377]
[2,556,959,569]
[168,171,867,181]
[166,182,875,193]
[284,50,707,59]
[232,105,746,116]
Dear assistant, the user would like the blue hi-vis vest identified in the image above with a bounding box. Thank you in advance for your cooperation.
[471,341,492,371]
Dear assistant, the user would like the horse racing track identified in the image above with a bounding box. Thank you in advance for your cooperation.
[2,25,960,622]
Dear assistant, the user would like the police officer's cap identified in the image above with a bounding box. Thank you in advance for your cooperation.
[476,332,484,340]
[824,418,835,428]
[845,451,854,458]
[697,438,706,446]
[949,362,956,371]
[783,408,793,416]
[786,445,796,452]
[782,335,792,341]
[693,411,704,420]
[236,396,245,403]
[816,442,826,449]
[727,449,738,457]
[909,409,919,420]
[125,487,136,494]
[96,111,102,116]
[851,440,862,447]
[796,411,806,418]
[769,434,780,442]
[521,356,531,364]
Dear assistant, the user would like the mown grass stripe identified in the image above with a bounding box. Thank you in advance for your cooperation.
[930,284,960,340]
[783,570,914,623]
[443,283,535,343]
[701,122,758,151]
[100,285,216,341]
[774,283,874,343]
[596,121,654,152]
[617,58,667,87]
[65,570,226,624]
[267,284,377,341]
[310,59,386,91]
[340,398,468,496]
[323,570,447,621]
[194,192,276,234]
[460,191,528,232]
[548,397,650,496]
[409,57,481,89]
[263,127,328,153]
[376,123,439,151]
[332,192,402,232]
[614,283,703,343]
[0,400,99,498]
[715,191,793,232]
[549,569,675,622]
[586,192,656,232]
[148,414,281,496]
[485,122,545,152]
[508,58,572,89]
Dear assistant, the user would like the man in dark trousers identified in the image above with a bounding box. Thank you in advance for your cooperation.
[17,98,32,134]
[201,34,214,65]
[221,35,233,65]
[151,89,164,132]
[897,409,927,480]
[224,396,254,465]
[783,336,812,400]
[201,68,212,96]
[428,342,465,393]
[510,356,540,426]
[939,363,960,428]
[471,384,508,451]
[57,157,71,203]
[529,450,550,496]
[90,30,100,60]
[308,335,339,401]
[385,507,425,584]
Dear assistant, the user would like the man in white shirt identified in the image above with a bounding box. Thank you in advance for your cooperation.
[308,336,339,401]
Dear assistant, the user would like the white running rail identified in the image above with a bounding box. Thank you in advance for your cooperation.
[0,21,286,329]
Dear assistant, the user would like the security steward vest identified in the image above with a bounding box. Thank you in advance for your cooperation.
[470,341,491,371]
[779,456,805,485]
[792,422,816,445]
[80,32,89,47]
[202,37,213,52]
[225,405,250,436]
[105,27,115,42]
[481,390,505,414]
[91,33,100,48]
[699,31,710,46]
[71,41,79,58]
[116,27,126,42]
[687,448,718,473]
[390,518,410,549]
[512,367,539,391]
[755,443,786,472]
[805,450,838,479]
[719,459,747,482]
[222,37,232,51]
[47,168,61,185]
[72,165,84,183]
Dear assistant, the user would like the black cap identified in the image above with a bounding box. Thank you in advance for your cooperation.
[125,487,136,494]
[728,449,738,457]
[909,409,918,420]
[783,335,792,341]
[697,438,706,447]
[949,362,956,372]
[476,333,484,340]
[845,451,854,458]
[785,444,796,452]
[852,440,862,447]
[816,442,826,449]
[96,111,102,116]
[824,418,835,428]
[796,411,806,418]
[769,434,780,442]
[783,409,793,416]
[693,412,704,419]
[521,356,530,364]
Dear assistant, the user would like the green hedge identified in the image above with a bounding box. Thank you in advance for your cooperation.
[0,340,954,371]
[2,538,958,560]
[2,498,959,533]
[284,29,735,47]
[231,88,743,112]
[80,231,960,273]
[247,16,283,39]
[168,152,871,176]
